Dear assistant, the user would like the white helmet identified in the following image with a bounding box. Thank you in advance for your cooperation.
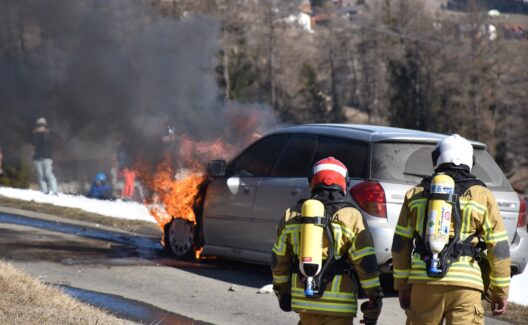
[36,117,47,126]
[432,134,474,171]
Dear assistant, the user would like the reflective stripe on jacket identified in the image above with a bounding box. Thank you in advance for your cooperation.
[392,185,511,298]
[272,204,381,317]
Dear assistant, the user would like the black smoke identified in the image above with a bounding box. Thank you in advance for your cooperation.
[0,0,276,181]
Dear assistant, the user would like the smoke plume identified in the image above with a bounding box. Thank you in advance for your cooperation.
[0,0,276,181]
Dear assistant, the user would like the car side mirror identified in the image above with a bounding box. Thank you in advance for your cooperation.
[207,160,226,178]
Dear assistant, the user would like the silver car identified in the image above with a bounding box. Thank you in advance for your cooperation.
[165,124,528,275]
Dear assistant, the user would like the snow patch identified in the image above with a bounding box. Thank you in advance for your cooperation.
[0,187,155,223]
[510,265,528,306]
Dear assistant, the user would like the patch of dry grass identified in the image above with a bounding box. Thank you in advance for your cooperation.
[0,260,136,324]
[484,300,528,325]
[0,195,162,237]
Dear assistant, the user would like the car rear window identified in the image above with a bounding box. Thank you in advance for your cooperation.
[371,142,512,190]
[472,150,511,190]
[312,136,368,179]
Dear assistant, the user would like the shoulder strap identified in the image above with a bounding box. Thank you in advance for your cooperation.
[324,201,355,222]
[302,200,353,298]
[455,178,486,195]
[295,198,307,212]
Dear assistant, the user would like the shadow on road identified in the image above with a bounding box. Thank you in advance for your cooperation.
[0,212,398,297]
[59,285,214,325]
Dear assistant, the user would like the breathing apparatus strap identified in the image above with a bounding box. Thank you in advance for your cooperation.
[294,201,355,298]
[433,197,462,277]
[308,223,337,298]
[299,216,328,225]
[429,193,457,202]
[416,192,483,278]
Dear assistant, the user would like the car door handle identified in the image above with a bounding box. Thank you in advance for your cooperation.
[291,188,301,196]
[243,186,251,194]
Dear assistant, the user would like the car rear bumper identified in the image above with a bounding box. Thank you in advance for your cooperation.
[510,226,528,276]
[367,221,394,273]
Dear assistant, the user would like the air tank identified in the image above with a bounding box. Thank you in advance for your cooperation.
[426,173,455,274]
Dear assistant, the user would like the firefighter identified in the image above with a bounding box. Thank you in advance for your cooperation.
[272,157,383,325]
[392,134,510,325]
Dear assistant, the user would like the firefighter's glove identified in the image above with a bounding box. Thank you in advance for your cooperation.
[360,293,383,325]
[278,293,292,312]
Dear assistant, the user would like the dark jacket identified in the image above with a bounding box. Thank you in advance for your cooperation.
[87,182,114,200]
[32,130,53,160]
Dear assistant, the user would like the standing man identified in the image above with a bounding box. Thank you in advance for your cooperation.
[392,134,510,324]
[31,117,58,195]
[117,141,136,200]
[272,157,383,325]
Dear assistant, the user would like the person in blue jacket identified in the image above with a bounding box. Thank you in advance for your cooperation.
[87,172,114,200]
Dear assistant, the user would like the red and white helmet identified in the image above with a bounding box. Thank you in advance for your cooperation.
[310,157,348,194]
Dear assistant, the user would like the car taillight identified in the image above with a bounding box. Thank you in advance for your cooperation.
[517,194,527,228]
[350,181,387,218]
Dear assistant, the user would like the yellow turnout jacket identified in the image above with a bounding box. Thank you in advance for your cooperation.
[392,184,511,298]
[272,201,381,317]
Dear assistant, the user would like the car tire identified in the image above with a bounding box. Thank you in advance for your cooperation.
[164,218,195,260]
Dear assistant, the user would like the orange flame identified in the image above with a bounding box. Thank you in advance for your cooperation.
[138,127,263,259]
[195,247,204,260]
[140,159,205,229]
[178,135,238,167]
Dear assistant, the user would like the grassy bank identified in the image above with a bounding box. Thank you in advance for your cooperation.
[0,260,135,324]
[0,195,161,237]
[484,301,528,325]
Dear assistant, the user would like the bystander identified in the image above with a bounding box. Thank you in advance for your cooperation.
[31,117,58,195]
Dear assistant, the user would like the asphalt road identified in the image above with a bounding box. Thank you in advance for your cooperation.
[0,207,512,325]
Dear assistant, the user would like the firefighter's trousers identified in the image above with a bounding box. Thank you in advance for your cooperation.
[298,312,353,325]
[406,284,484,325]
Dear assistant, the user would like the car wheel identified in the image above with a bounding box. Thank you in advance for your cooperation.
[164,218,195,259]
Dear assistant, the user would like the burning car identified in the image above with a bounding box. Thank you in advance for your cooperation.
[158,124,528,276]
